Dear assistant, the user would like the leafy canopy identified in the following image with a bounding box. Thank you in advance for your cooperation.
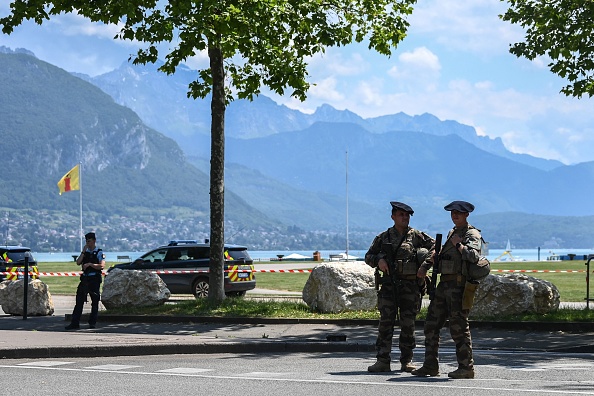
[501,0,594,98]
[2,0,417,101]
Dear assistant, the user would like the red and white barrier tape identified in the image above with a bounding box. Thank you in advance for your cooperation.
[492,269,587,273]
[2,268,591,276]
[0,269,314,276]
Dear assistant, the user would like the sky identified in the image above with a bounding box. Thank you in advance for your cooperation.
[1,0,593,165]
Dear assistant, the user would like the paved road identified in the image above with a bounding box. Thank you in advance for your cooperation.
[2,350,594,395]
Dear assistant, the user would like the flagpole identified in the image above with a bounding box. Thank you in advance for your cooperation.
[345,149,349,261]
[79,161,83,251]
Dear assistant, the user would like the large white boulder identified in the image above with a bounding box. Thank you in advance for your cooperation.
[101,268,171,309]
[302,262,376,313]
[471,274,560,317]
[0,279,55,316]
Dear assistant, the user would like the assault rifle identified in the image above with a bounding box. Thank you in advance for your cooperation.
[381,242,401,317]
[429,233,443,301]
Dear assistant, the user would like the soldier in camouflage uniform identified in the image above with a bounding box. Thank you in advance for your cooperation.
[411,200,482,379]
[366,201,435,373]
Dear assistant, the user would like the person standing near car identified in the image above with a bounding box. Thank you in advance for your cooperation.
[365,201,435,373]
[411,200,482,379]
[65,232,105,330]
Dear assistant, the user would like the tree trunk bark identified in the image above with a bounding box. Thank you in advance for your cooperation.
[208,45,226,304]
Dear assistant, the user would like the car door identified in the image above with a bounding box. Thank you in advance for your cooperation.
[162,246,195,293]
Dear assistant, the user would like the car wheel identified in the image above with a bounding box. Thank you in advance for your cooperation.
[192,278,209,298]
[225,290,246,298]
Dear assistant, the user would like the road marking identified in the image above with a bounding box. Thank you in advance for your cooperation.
[236,371,293,377]
[157,368,213,374]
[86,364,141,370]
[18,361,74,367]
[510,367,547,371]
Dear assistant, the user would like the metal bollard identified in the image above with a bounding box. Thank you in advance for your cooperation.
[23,251,31,320]
[586,257,593,311]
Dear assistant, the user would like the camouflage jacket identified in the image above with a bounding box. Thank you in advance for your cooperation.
[365,226,435,274]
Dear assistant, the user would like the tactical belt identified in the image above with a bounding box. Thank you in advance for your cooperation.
[395,275,418,281]
[440,274,465,283]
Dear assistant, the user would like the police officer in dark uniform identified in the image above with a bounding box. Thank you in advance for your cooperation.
[65,232,105,330]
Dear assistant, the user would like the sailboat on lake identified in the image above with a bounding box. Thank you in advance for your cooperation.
[493,240,525,262]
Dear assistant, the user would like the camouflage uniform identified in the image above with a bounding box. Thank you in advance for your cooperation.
[365,226,435,366]
[419,224,482,373]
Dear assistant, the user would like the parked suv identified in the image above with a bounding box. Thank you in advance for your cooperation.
[0,246,40,282]
[109,240,256,298]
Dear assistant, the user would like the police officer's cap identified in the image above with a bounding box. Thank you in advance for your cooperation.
[444,201,475,213]
[85,232,96,240]
[390,201,414,215]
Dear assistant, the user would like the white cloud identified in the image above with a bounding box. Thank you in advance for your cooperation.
[355,80,385,107]
[51,13,124,41]
[410,0,524,56]
[184,50,210,70]
[309,77,344,102]
[399,47,441,71]
[474,81,493,90]
[386,47,441,93]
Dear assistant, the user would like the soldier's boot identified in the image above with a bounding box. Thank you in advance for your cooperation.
[448,367,475,379]
[410,365,440,377]
[400,362,417,372]
[367,360,391,373]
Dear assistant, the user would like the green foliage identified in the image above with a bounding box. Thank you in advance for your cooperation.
[501,0,594,97]
[2,0,417,102]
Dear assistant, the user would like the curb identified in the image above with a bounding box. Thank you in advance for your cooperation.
[0,340,375,360]
[92,314,379,326]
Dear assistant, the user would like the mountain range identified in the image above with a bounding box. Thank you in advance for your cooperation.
[2,46,594,250]
[88,60,564,172]
[0,48,276,246]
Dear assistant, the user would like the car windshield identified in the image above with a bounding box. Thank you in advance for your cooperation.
[1,250,35,263]
[141,249,168,263]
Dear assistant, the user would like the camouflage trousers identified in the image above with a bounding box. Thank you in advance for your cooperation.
[422,279,473,370]
[375,278,423,364]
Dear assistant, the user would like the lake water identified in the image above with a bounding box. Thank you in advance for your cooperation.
[32,248,594,263]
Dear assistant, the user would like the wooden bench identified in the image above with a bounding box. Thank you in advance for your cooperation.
[329,254,342,261]
[117,255,131,261]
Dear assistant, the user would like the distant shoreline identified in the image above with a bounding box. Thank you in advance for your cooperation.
[32,248,594,263]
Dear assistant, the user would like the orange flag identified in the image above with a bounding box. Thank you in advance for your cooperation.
[57,164,80,195]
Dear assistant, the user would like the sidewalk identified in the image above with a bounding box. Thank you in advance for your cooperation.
[1,292,593,359]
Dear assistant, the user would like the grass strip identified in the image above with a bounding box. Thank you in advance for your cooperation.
[103,299,594,323]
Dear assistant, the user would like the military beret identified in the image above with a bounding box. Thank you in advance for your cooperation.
[85,232,96,240]
[390,201,414,215]
[444,201,475,213]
